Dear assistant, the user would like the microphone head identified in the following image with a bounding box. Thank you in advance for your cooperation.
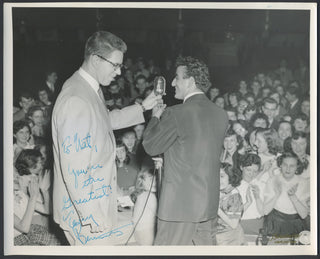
[153,76,166,96]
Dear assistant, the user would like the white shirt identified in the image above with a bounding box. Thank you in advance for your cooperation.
[183,92,204,103]
[264,174,309,215]
[78,67,100,98]
[238,179,266,220]
[290,98,299,109]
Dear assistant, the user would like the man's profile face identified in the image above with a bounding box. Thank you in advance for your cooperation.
[172,66,190,100]
[96,50,123,86]
[47,72,58,84]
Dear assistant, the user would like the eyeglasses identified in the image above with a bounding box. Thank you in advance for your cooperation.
[95,54,123,71]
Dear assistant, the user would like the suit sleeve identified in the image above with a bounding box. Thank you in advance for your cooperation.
[109,104,144,130]
[56,96,102,224]
[142,108,178,156]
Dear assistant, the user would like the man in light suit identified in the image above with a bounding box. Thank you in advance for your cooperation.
[52,31,161,245]
[143,56,228,245]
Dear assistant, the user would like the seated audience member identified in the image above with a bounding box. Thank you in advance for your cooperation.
[238,154,265,236]
[132,168,158,245]
[261,97,279,130]
[254,128,281,184]
[250,80,262,99]
[116,140,139,196]
[236,99,249,121]
[44,69,59,102]
[13,120,35,163]
[135,74,149,97]
[269,91,287,120]
[217,163,245,245]
[133,123,152,169]
[232,120,250,153]
[277,120,293,152]
[37,88,53,125]
[13,92,35,122]
[249,113,269,130]
[244,92,255,106]
[226,92,239,109]
[292,113,309,133]
[14,149,60,245]
[284,132,310,179]
[244,104,257,121]
[300,98,310,118]
[285,86,301,118]
[113,93,125,109]
[274,59,293,87]
[27,106,46,140]
[207,87,220,102]
[213,95,225,109]
[263,152,310,236]
[238,80,248,98]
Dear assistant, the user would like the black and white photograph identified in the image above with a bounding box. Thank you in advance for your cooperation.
[3,1,317,256]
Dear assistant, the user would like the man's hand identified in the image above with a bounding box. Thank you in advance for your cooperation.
[142,91,163,110]
[152,104,167,119]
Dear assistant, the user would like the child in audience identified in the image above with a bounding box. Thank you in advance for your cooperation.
[238,154,265,236]
[217,163,245,245]
[132,168,157,245]
[263,152,310,236]
[122,130,138,167]
[14,149,60,245]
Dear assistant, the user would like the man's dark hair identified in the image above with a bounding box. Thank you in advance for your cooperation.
[286,86,300,98]
[262,97,279,108]
[84,31,127,60]
[175,56,211,92]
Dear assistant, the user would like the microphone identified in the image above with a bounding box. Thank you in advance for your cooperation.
[153,76,166,96]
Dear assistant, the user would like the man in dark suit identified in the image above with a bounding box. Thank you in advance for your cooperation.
[143,56,229,245]
[44,69,59,103]
[261,97,280,130]
[285,86,301,118]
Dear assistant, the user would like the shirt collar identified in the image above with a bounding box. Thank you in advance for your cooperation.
[183,91,204,103]
[78,67,100,95]
[290,98,298,109]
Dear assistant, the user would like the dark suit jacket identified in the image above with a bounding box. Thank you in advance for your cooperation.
[143,94,228,222]
[287,100,302,118]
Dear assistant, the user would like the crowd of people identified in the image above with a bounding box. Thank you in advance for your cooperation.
[12,51,310,246]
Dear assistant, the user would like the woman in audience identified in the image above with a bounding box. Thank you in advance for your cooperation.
[292,113,309,133]
[263,152,310,236]
[207,87,220,102]
[249,113,269,130]
[238,154,265,237]
[284,132,310,179]
[14,149,60,245]
[13,120,35,163]
[236,99,249,121]
[213,95,225,109]
[217,163,245,245]
[221,127,242,168]
[116,140,139,196]
[254,128,281,184]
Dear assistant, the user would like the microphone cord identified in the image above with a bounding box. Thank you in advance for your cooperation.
[124,167,157,245]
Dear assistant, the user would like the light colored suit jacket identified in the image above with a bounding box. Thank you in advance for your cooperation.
[143,94,228,222]
[52,70,144,233]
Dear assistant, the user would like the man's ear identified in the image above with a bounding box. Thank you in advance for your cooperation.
[90,54,100,68]
[188,76,196,89]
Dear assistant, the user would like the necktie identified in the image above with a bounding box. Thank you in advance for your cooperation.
[97,87,106,104]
